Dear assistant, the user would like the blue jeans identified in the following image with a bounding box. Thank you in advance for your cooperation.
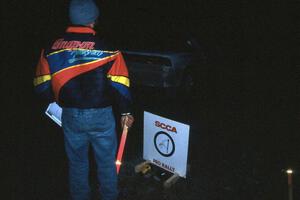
[62,106,118,200]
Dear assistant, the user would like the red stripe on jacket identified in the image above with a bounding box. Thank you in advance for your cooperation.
[51,55,117,100]
[107,53,129,77]
[36,49,50,76]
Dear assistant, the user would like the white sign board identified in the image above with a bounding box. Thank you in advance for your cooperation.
[45,102,62,127]
[143,111,190,178]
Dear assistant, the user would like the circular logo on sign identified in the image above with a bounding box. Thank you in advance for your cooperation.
[154,131,175,157]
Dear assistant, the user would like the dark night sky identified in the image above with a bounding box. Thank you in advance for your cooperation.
[2,0,299,199]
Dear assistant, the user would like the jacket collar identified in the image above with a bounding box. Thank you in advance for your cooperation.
[66,26,96,35]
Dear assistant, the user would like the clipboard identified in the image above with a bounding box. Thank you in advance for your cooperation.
[45,102,62,127]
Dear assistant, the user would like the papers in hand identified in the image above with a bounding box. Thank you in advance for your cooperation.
[45,102,62,127]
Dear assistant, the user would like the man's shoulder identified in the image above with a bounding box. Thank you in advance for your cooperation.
[41,31,66,53]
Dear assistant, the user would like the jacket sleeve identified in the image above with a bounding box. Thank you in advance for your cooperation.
[107,52,132,115]
[33,49,54,102]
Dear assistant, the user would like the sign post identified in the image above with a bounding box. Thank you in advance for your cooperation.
[286,169,293,200]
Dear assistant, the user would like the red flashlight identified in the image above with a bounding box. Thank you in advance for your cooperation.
[116,125,128,174]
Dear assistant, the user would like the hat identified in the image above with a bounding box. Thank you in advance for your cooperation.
[69,0,99,25]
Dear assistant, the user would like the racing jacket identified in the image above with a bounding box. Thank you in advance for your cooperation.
[33,26,132,114]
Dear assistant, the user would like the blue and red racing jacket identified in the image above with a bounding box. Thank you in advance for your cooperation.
[34,26,132,114]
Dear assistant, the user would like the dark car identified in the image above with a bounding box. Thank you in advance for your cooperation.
[121,36,208,93]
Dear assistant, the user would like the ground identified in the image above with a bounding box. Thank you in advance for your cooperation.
[6,81,298,200]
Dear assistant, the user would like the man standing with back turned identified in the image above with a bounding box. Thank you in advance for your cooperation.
[33,0,134,199]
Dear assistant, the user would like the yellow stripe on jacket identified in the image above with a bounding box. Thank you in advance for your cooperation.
[107,75,130,87]
[33,75,51,86]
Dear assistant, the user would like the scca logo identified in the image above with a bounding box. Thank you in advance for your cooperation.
[155,121,177,133]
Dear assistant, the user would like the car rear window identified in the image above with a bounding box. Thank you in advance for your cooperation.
[122,53,172,66]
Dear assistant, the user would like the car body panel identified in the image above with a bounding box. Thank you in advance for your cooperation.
[122,50,200,87]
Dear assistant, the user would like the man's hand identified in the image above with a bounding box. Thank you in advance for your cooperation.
[121,115,134,129]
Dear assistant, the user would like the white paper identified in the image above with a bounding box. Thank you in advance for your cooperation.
[45,102,62,127]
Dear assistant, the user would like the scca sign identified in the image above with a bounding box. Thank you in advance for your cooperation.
[155,121,177,133]
[144,111,190,178]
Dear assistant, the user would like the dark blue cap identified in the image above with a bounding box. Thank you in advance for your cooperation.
[69,0,99,25]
